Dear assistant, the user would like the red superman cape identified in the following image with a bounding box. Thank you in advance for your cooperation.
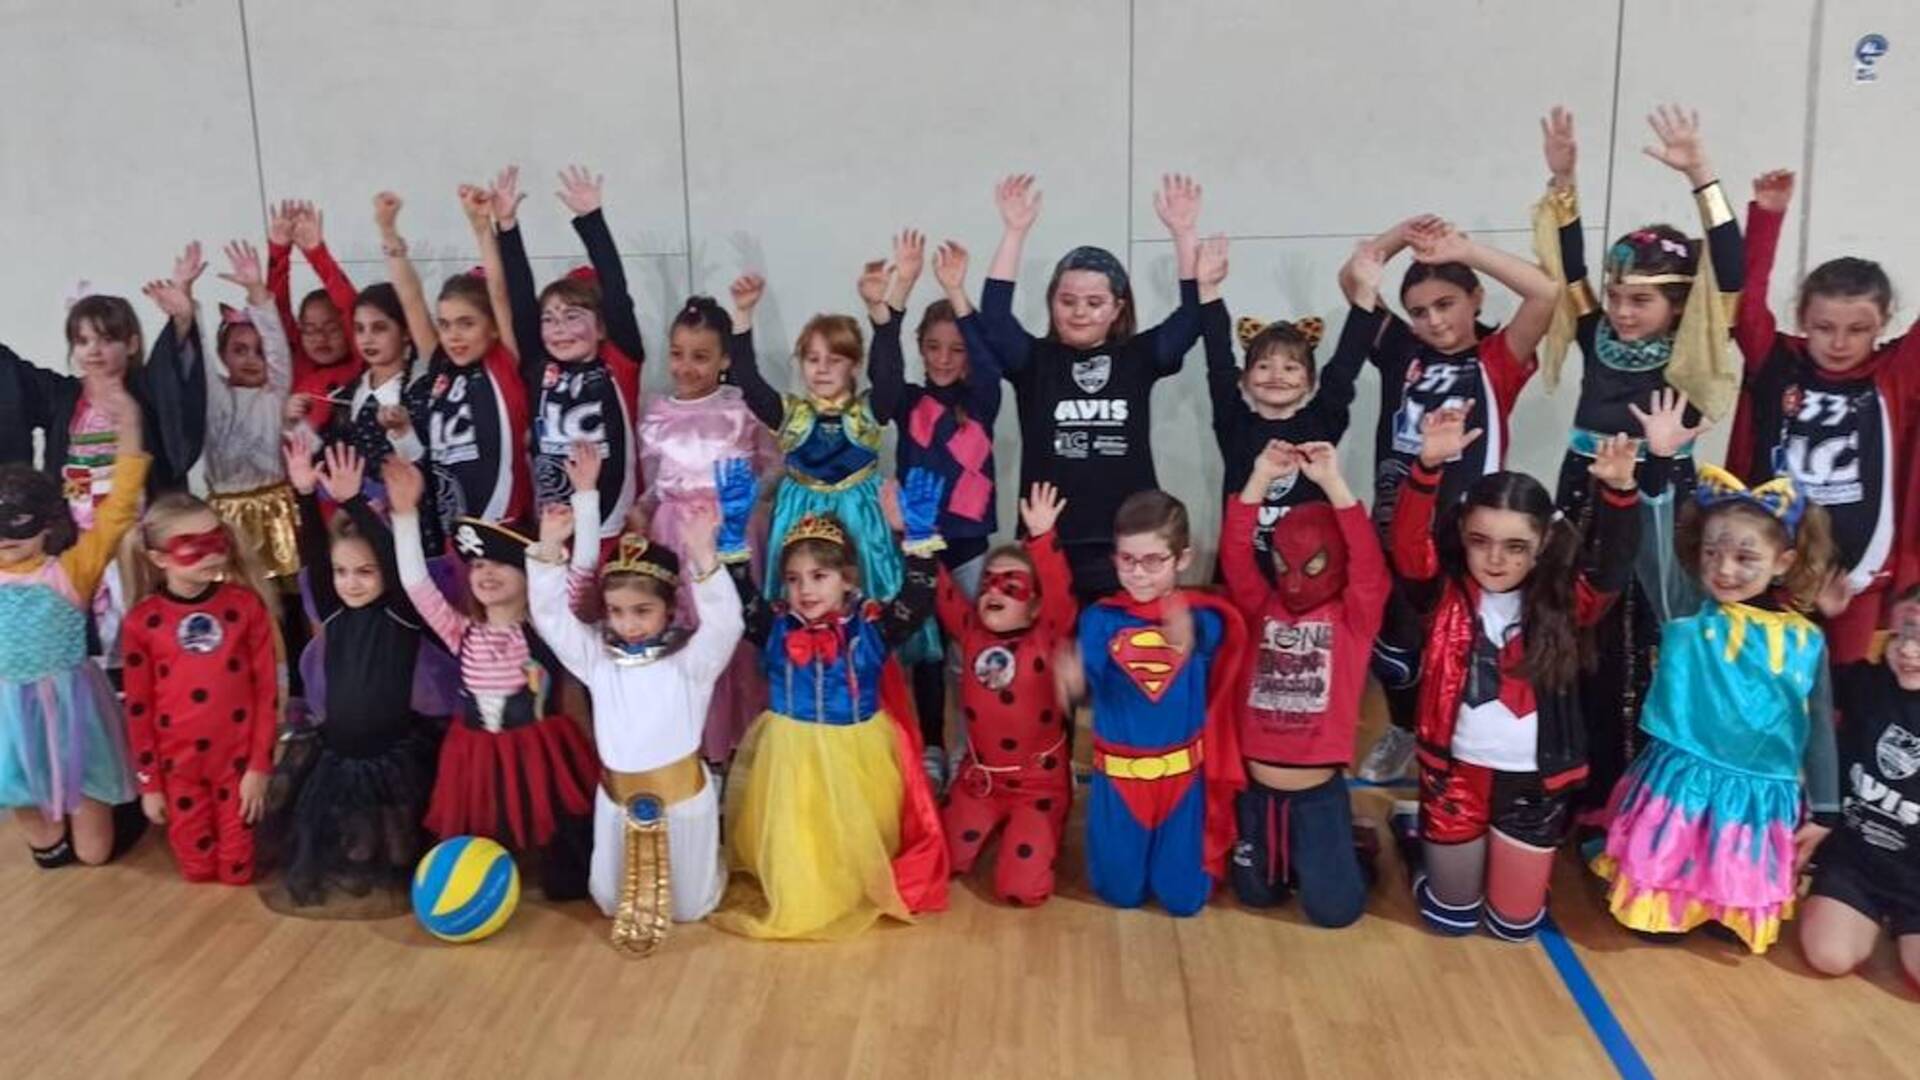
[878,658,949,913]
[1094,588,1249,882]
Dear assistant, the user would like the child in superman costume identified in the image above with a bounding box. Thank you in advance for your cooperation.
[1059,489,1248,915]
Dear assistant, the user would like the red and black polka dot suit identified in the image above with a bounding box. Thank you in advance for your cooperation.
[935,532,1077,906]
[122,583,278,884]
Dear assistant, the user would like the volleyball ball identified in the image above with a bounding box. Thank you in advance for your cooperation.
[411,836,520,943]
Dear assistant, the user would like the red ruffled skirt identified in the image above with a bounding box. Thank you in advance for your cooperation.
[425,714,598,850]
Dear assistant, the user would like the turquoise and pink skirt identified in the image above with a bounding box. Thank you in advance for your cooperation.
[1590,737,1802,954]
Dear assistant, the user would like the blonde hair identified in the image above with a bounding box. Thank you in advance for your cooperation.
[121,492,282,626]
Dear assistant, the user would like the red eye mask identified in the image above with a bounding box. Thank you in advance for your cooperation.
[981,569,1036,604]
[1270,503,1348,615]
[159,527,229,564]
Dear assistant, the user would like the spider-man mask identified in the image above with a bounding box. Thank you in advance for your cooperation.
[1270,503,1347,615]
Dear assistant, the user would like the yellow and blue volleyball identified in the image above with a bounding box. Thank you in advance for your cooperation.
[411,836,520,943]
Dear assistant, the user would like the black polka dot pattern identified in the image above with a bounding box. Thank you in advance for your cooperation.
[1036,798,1053,812]
[190,688,209,704]
[961,829,981,843]
[1015,843,1034,859]
[176,796,193,811]
[1041,756,1058,771]
[225,658,241,674]
[1033,656,1047,673]
[223,609,241,623]
[145,614,162,629]
[998,689,1015,706]
[158,714,172,729]
[999,738,1017,752]
[128,703,145,718]
[194,738,211,752]
[124,654,143,668]
[195,836,213,851]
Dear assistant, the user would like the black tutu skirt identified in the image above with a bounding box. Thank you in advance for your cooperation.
[256,723,441,919]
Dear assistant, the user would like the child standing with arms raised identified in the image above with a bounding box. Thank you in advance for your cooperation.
[979,174,1207,604]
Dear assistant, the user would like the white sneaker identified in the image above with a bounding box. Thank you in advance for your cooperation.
[1357,726,1417,782]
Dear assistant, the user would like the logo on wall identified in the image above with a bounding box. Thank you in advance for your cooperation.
[1072,354,1112,393]
[1854,33,1889,84]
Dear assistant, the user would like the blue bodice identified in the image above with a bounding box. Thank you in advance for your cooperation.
[1639,602,1826,781]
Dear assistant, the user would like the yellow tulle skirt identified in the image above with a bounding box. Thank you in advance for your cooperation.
[209,482,301,578]
[709,709,910,941]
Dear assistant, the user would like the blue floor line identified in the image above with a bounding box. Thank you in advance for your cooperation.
[1537,915,1655,1080]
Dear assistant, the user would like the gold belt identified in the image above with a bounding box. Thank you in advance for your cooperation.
[1093,740,1202,781]
[605,753,704,958]
[785,460,877,494]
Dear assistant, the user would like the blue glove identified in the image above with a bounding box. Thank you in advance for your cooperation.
[714,458,757,557]
[899,468,947,547]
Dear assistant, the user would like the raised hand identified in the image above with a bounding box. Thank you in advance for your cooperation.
[141,278,194,322]
[1418,405,1483,467]
[893,229,926,286]
[489,165,525,228]
[682,499,720,568]
[564,439,603,494]
[1643,103,1712,184]
[713,457,758,557]
[1408,218,1471,265]
[282,429,319,495]
[1251,438,1300,484]
[381,455,425,515]
[1153,173,1202,237]
[729,273,766,317]
[1161,591,1194,655]
[218,240,269,303]
[319,442,366,503]
[995,173,1042,233]
[1339,238,1386,308]
[171,241,208,299]
[856,259,890,310]
[1019,481,1066,536]
[92,377,141,448]
[1196,234,1229,289]
[373,191,404,234]
[290,201,325,251]
[933,240,970,294]
[1295,441,1343,488]
[1627,387,1710,458]
[1541,105,1578,186]
[898,467,947,546]
[457,183,494,230]
[1752,169,1795,213]
[267,200,296,247]
[1588,432,1640,491]
[539,501,576,547]
[283,393,313,426]
[555,165,604,216]
[879,477,904,535]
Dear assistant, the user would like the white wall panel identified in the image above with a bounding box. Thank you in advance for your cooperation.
[0,0,260,364]
[676,0,1130,396]
[244,0,686,264]
[1131,1,1619,239]
[1805,2,1920,323]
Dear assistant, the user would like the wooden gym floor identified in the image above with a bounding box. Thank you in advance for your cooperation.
[3,687,1915,1079]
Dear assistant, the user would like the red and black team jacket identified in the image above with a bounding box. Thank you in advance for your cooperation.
[1390,461,1639,788]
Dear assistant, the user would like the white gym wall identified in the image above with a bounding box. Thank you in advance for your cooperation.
[2,0,1913,564]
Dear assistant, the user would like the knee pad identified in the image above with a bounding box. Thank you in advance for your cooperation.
[1371,639,1420,690]
[1414,873,1482,936]
[1484,902,1547,943]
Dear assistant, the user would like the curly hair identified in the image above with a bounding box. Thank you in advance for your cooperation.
[1673,500,1835,613]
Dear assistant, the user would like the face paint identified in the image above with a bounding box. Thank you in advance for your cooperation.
[159,528,230,565]
[1888,601,1920,689]
[1269,503,1348,615]
[1699,517,1776,602]
[981,569,1036,604]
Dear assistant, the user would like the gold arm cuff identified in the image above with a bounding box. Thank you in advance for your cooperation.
[902,536,948,558]
[1695,181,1734,229]
[1544,184,1581,227]
[1568,279,1599,317]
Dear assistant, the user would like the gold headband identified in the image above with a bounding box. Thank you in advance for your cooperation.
[602,533,679,586]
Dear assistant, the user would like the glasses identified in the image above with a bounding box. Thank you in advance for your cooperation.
[1112,551,1176,574]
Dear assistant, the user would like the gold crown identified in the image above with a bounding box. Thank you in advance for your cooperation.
[602,533,680,586]
[782,513,847,550]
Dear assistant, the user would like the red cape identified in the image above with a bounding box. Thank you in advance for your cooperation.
[1096,588,1250,882]
[879,658,949,913]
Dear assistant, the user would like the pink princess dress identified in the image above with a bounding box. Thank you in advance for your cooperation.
[637,384,782,763]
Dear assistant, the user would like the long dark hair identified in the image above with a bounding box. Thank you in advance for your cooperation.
[1436,471,1584,692]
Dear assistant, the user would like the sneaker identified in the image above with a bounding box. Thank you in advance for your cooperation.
[1356,725,1417,782]
[921,745,949,796]
[1389,800,1422,875]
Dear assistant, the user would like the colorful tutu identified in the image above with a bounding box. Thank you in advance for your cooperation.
[256,724,440,918]
[1590,737,1802,953]
[711,709,911,940]
[0,665,135,817]
[425,714,598,851]
[652,491,767,762]
[766,472,941,666]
